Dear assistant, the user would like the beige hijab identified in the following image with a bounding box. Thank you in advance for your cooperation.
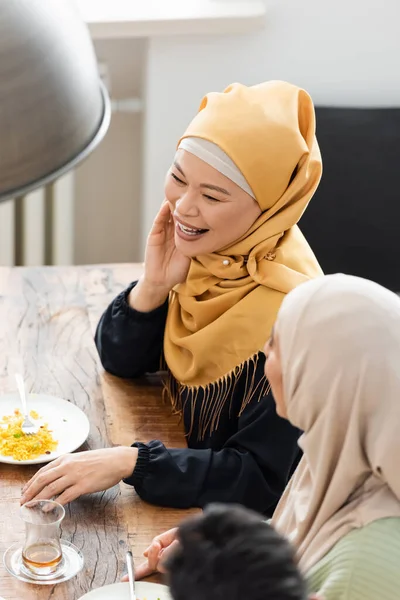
[272,274,400,572]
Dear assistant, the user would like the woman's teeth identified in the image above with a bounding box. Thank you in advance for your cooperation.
[177,222,207,236]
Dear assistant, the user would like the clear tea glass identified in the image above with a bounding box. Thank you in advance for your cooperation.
[20,500,65,577]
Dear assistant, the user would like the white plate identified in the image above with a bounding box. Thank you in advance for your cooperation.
[78,582,172,600]
[0,393,90,465]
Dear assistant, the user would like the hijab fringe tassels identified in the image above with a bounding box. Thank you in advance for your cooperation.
[162,353,271,441]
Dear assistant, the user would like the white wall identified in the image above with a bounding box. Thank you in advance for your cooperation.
[142,0,400,250]
[74,38,145,265]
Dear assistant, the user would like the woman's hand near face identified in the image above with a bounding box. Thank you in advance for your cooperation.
[129,202,190,312]
[121,528,179,581]
[20,447,138,506]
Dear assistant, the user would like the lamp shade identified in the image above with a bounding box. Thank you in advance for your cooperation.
[0,0,110,203]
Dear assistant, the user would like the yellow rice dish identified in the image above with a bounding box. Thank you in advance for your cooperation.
[0,409,58,461]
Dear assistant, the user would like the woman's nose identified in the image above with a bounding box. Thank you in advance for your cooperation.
[175,192,198,217]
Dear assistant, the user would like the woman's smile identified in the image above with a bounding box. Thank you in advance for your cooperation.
[174,216,209,241]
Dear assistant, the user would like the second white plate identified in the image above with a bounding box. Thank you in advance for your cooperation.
[78,581,172,600]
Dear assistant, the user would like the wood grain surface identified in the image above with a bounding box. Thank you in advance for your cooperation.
[0,265,197,600]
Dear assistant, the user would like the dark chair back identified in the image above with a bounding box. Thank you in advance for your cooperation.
[300,107,400,290]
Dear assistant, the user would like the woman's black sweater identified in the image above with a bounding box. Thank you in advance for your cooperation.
[95,283,301,516]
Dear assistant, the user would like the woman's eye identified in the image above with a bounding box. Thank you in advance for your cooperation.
[171,172,185,185]
[203,194,220,202]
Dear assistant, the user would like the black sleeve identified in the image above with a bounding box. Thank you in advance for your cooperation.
[123,389,301,515]
[94,282,168,378]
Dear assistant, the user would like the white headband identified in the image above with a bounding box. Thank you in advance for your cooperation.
[178,137,255,199]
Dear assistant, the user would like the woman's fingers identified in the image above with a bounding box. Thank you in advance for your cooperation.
[146,540,162,570]
[21,465,66,504]
[158,540,180,573]
[25,476,72,504]
[122,529,180,583]
[52,484,81,506]
[143,527,178,557]
[147,201,176,250]
[121,558,157,582]
[149,202,172,237]
[135,559,158,581]
[130,541,179,581]
[21,459,61,494]
[154,527,179,548]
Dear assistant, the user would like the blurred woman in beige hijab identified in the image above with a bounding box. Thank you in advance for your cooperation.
[268,274,400,599]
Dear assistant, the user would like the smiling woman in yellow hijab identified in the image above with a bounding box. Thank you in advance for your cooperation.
[22,81,323,517]
[165,81,322,433]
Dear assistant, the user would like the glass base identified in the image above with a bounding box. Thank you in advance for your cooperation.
[3,539,84,585]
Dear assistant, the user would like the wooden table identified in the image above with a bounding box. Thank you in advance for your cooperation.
[0,265,197,600]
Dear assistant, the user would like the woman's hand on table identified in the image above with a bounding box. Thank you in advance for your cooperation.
[122,528,179,581]
[20,446,138,506]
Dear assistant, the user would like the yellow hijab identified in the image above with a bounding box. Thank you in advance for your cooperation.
[164,81,323,436]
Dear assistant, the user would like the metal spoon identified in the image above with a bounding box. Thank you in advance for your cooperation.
[126,550,136,600]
